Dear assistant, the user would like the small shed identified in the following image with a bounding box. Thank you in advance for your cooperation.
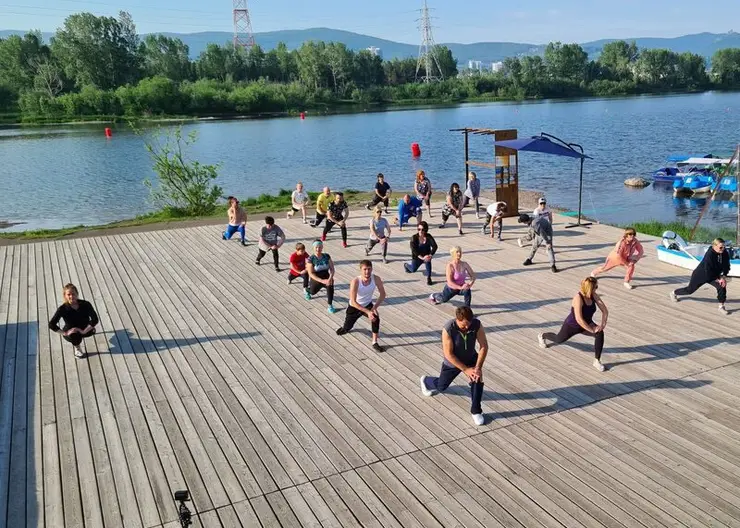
[449,127,519,216]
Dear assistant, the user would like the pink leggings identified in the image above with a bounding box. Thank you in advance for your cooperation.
[592,254,636,282]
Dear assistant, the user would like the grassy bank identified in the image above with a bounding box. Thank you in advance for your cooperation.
[0,189,378,242]
[627,220,736,243]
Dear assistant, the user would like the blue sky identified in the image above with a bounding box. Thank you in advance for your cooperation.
[3,0,740,43]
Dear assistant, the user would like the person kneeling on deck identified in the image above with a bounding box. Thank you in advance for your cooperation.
[670,238,731,315]
[420,306,488,426]
[336,260,387,352]
[396,194,423,231]
[519,213,557,273]
[49,283,99,359]
[222,196,247,246]
[481,201,507,241]
[366,173,392,213]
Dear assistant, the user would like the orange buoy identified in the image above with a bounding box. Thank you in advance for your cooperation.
[411,142,421,157]
[300,112,305,120]
[104,127,112,138]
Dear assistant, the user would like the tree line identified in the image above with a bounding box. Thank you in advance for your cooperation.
[1,11,740,122]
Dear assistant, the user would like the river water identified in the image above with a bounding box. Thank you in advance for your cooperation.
[1,92,738,232]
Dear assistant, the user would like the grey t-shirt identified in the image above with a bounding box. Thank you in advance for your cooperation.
[532,216,553,244]
[371,217,390,238]
[260,225,285,249]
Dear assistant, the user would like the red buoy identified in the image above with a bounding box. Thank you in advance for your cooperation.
[104,127,112,138]
[300,112,305,120]
[411,142,421,157]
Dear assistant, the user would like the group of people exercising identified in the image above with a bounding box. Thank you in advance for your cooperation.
[49,170,732,426]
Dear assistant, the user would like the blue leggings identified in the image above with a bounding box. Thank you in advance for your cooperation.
[224,224,246,242]
[433,286,472,307]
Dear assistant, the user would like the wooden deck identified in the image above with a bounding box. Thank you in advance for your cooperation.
[1,205,740,528]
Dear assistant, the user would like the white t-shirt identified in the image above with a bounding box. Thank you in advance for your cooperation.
[486,202,506,216]
[292,190,308,205]
[532,206,552,219]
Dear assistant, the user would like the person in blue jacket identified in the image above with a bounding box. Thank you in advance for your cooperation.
[397,194,424,231]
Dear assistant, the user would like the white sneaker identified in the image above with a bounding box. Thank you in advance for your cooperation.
[590,271,596,278]
[74,346,84,358]
[623,282,633,290]
[719,304,729,315]
[669,290,678,302]
[517,238,524,248]
[302,219,307,224]
[472,413,485,426]
[420,376,434,397]
[537,333,547,349]
[593,359,605,372]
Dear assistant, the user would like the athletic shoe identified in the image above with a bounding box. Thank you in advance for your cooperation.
[383,257,388,264]
[336,327,348,335]
[403,263,412,273]
[275,267,281,272]
[310,222,316,228]
[74,346,84,359]
[590,271,596,278]
[327,305,337,314]
[537,333,547,349]
[427,294,438,305]
[551,265,558,273]
[426,277,433,286]
[287,277,292,285]
[438,224,445,229]
[302,219,307,224]
[593,359,605,372]
[475,213,481,220]
[364,247,370,256]
[497,237,503,242]
[372,342,385,352]
[623,282,633,290]
[480,227,486,235]
[241,240,247,247]
[304,291,312,301]
[420,376,434,397]
[517,238,524,248]
[286,212,291,219]
[255,259,261,266]
[522,259,533,266]
[222,232,227,240]
[472,414,485,426]
[669,290,678,302]
[321,235,327,242]
[342,242,348,248]
[719,304,729,315]
[458,230,464,236]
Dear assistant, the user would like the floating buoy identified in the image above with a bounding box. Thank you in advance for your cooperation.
[300,112,305,120]
[624,177,650,188]
[104,127,112,138]
[411,142,421,157]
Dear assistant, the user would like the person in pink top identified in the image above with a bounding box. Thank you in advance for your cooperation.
[428,246,475,306]
[591,227,644,289]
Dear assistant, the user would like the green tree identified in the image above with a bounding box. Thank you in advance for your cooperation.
[143,127,223,215]
[676,52,708,89]
[502,57,522,87]
[711,48,740,88]
[598,40,639,80]
[434,45,458,79]
[296,41,329,89]
[324,42,353,93]
[544,42,588,83]
[635,48,679,87]
[0,33,50,94]
[352,50,385,88]
[51,12,141,89]
[140,35,192,82]
[383,57,416,86]
[520,56,546,95]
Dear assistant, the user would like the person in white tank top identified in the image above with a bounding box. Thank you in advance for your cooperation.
[336,260,387,352]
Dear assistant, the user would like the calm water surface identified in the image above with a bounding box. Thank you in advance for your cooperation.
[1,92,738,232]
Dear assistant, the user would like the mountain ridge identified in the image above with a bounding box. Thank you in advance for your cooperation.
[2,27,738,64]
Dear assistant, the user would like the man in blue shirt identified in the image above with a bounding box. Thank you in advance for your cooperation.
[397,194,423,231]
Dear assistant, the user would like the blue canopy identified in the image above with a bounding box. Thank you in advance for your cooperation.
[492,136,592,159]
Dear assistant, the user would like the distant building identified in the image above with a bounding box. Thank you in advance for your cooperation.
[468,60,483,71]
[366,46,383,59]
[491,61,504,73]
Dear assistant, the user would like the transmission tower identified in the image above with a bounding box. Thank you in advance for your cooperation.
[415,0,443,82]
[233,0,255,49]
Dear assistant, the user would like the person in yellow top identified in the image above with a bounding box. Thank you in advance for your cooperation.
[311,186,333,228]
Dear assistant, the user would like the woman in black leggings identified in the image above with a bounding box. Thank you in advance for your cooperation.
[306,240,338,314]
[49,283,99,359]
[537,276,609,372]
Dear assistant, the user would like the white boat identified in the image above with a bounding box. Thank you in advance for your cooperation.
[657,231,740,277]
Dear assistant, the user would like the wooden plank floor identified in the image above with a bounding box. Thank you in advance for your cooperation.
[1,203,740,527]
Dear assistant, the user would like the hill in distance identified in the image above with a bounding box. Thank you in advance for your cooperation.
[2,27,739,64]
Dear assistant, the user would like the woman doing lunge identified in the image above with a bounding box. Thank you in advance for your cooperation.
[404,221,438,285]
[439,182,465,235]
[336,260,387,352]
[591,227,644,289]
[415,169,433,218]
[366,207,391,263]
[462,171,481,218]
[306,240,338,313]
[420,306,489,426]
[670,238,731,315]
[538,276,609,372]
[49,283,99,359]
[429,246,475,307]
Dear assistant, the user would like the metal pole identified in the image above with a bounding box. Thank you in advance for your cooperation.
[464,130,470,185]
[577,157,584,225]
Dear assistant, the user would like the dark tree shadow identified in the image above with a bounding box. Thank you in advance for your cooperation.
[438,378,711,422]
[106,328,261,355]
[473,298,570,313]
[559,243,618,253]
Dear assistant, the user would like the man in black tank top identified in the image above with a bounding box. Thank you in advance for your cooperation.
[420,306,489,426]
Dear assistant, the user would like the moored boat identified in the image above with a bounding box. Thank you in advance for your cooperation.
[657,231,740,276]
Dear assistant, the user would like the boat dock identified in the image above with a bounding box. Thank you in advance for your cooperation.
[1,209,739,527]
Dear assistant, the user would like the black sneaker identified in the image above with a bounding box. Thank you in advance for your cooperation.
[275,267,281,272]
[551,265,558,273]
[458,230,464,236]
[426,277,433,286]
[522,259,533,266]
[372,342,385,352]
[241,240,247,247]
[255,259,261,265]
[336,327,348,335]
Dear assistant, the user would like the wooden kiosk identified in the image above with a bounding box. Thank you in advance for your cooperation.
[450,128,519,216]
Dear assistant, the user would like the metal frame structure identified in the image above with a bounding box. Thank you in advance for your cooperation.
[233,0,256,49]
[415,0,443,83]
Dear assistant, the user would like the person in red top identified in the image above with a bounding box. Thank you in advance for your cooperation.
[288,242,310,292]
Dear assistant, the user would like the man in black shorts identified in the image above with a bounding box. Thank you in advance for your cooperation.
[420,306,488,426]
